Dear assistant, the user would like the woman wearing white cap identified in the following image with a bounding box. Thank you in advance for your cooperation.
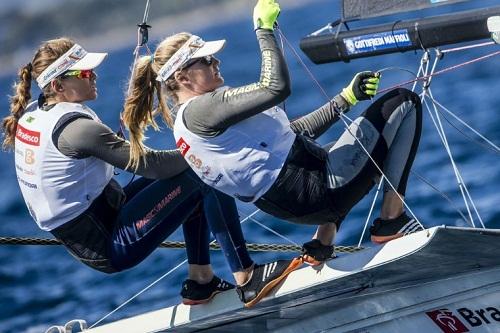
[1,37,303,307]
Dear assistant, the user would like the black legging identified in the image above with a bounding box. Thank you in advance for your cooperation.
[256,88,422,226]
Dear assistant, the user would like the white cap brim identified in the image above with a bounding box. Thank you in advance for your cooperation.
[69,52,108,70]
[191,39,226,59]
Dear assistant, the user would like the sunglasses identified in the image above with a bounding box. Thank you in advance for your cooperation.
[61,69,95,79]
[182,55,215,70]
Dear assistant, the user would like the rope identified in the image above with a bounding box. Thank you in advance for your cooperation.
[428,96,500,154]
[378,49,500,94]
[0,236,363,254]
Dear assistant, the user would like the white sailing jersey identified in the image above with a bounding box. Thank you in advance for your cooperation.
[173,98,296,202]
[14,102,114,231]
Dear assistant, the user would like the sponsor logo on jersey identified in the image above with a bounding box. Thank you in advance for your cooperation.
[17,176,38,189]
[212,173,223,185]
[16,124,40,146]
[15,164,36,176]
[25,149,35,165]
[201,165,211,176]
[187,153,203,169]
[176,137,190,156]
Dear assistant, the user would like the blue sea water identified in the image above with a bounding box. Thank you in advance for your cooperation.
[0,0,499,332]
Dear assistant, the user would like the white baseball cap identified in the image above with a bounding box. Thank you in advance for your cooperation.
[36,43,107,89]
[156,35,225,82]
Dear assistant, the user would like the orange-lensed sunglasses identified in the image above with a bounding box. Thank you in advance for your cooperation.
[61,69,95,79]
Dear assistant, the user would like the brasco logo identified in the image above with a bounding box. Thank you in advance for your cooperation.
[427,306,500,332]
[16,124,40,146]
[176,137,190,156]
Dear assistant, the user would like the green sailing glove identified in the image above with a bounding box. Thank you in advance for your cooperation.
[253,0,280,31]
[340,71,381,106]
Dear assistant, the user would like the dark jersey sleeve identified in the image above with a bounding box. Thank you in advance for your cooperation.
[55,117,188,179]
[183,29,291,138]
[289,94,350,140]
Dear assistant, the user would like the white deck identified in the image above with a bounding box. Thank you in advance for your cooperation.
[85,226,500,333]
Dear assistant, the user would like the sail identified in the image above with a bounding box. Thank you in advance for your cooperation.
[342,0,472,21]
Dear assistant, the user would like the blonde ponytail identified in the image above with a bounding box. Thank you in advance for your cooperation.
[122,56,159,170]
[122,32,192,171]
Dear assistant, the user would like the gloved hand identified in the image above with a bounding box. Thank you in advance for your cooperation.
[253,0,280,31]
[340,71,380,106]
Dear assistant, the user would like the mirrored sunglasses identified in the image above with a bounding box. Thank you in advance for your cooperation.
[61,69,95,79]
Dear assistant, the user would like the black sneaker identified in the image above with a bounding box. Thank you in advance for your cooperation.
[236,258,303,308]
[301,239,336,266]
[180,276,235,305]
[370,212,423,244]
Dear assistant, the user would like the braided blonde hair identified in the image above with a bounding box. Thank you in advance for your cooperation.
[2,38,74,150]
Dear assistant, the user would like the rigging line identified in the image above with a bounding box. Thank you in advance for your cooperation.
[126,0,153,97]
[141,0,151,23]
[247,216,300,247]
[275,27,336,111]
[441,41,496,54]
[410,170,470,224]
[357,177,383,248]
[377,66,418,78]
[90,259,187,329]
[452,169,486,228]
[428,96,500,154]
[404,54,476,225]
[425,85,486,229]
[412,57,426,92]
[90,207,259,328]
[415,55,472,223]
[118,0,153,185]
[378,49,500,95]
[420,92,478,228]
[276,27,425,232]
[436,105,500,155]
[428,100,486,229]
[419,51,432,90]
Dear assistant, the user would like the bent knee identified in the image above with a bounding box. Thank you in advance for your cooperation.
[376,88,421,121]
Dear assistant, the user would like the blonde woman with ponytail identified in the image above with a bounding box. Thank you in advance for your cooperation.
[122,2,329,308]
[127,0,424,307]
[1,37,270,306]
